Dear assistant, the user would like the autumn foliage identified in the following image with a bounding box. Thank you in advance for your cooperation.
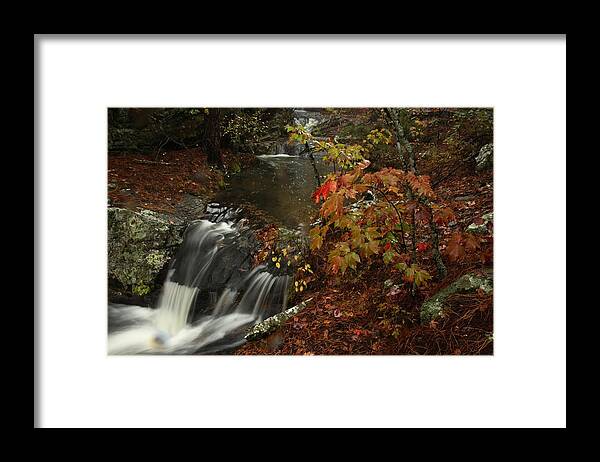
[288,124,483,292]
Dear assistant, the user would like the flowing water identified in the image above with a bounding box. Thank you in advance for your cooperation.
[108,216,290,355]
[108,110,327,355]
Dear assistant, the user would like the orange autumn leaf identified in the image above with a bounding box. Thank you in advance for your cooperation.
[312,179,337,203]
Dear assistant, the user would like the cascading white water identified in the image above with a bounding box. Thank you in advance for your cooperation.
[108,214,290,355]
[154,280,199,336]
[293,109,321,133]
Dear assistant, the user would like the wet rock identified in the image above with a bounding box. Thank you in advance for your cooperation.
[108,207,184,298]
[420,269,493,324]
[363,190,376,202]
[475,143,493,171]
[174,194,206,223]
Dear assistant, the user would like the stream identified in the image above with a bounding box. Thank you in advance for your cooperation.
[215,150,329,230]
[108,111,328,355]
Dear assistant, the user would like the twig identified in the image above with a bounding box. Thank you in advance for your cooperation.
[133,159,174,166]
[372,186,408,253]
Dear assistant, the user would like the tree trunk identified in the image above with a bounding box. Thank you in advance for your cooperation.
[306,142,322,187]
[385,108,417,174]
[385,108,407,170]
[203,108,223,166]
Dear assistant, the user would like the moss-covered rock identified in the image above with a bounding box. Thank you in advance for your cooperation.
[108,207,184,298]
[420,270,493,324]
[475,143,493,171]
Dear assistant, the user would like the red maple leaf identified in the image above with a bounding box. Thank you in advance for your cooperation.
[312,179,338,203]
[416,242,429,252]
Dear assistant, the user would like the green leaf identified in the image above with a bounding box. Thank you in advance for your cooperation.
[414,269,431,287]
[395,262,408,272]
[383,250,396,265]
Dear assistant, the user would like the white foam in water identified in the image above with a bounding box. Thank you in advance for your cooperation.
[108,218,290,355]
[154,281,200,336]
[257,154,298,158]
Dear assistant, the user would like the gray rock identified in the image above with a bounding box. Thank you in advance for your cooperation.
[475,143,493,171]
[420,270,493,324]
[108,207,184,296]
[466,211,493,234]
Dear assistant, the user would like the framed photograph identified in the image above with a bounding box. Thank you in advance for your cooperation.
[35,34,566,428]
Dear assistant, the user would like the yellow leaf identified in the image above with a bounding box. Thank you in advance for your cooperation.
[310,234,323,250]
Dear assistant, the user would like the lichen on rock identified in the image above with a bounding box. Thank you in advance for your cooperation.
[420,270,493,324]
[475,143,493,171]
[108,207,184,297]
[245,297,313,341]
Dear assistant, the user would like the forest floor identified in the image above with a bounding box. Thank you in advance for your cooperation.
[108,148,257,215]
[236,166,493,355]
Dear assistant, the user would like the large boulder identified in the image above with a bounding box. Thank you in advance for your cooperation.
[108,207,184,298]
[420,269,493,324]
[475,143,493,171]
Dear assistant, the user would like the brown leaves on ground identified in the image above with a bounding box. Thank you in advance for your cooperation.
[236,268,493,355]
[237,285,389,355]
[236,167,493,356]
[396,291,493,355]
[108,148,218,213]
[107,148,256,213]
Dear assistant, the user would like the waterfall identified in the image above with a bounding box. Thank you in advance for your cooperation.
[293,109,321,133]
[108,210,290,355]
